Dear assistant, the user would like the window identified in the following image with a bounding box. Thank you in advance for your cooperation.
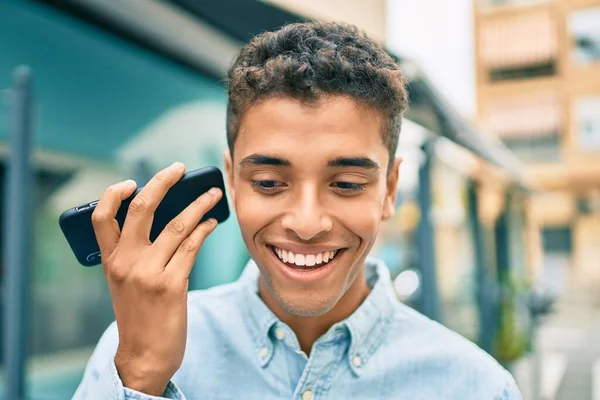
[479,9,557,81]
[569,8,600,65]
[484,94,562,162]
[575,96,600,150]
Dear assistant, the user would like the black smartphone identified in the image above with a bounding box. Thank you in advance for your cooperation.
[59,166,230,267]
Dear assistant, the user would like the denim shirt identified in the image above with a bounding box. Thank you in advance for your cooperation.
[73,258,522,400]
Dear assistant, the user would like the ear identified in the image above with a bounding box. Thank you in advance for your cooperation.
[382,157,402,221]
[223,149,236,208]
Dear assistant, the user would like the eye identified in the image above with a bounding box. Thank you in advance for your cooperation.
[331,182,366,194]
[251,180,286,194]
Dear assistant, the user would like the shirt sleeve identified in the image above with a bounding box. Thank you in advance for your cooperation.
[71,322,185,400]
[496,374,523,400]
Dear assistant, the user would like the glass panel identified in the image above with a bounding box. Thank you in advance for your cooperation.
[569,8,600,65]
[0,0,247,398]
[575,96,600,151]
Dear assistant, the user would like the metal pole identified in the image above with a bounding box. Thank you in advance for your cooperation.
[495,192,511,281]
[493,191,511,365]
[3,66,34,400]
[416,143,440,321]
[467,181,494,353]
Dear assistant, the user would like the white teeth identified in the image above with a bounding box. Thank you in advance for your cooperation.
[295,254,306,266]
[273,247,339,267]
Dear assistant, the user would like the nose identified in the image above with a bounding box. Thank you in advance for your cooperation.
[280,183,333,241]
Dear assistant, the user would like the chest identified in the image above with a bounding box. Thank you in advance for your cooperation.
[171,337,491,400]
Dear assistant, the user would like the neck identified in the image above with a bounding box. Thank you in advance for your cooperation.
[258,267,370,356]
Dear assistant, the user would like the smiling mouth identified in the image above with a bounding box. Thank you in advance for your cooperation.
[268,245,343,269]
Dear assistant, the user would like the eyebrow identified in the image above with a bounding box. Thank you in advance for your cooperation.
[238,153,380,171]
[239,153,291,168]
[327,156,380,171]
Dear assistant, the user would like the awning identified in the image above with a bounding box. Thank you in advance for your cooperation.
[483,94,561,138]
[479,8,557,69]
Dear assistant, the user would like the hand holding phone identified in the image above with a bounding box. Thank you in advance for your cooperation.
[85,162,223,395]
[59,165,229,266]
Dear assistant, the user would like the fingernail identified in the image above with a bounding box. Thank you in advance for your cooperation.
[208,187,221,197]
[209,218,217,226]
[124,179,136,187]
[171,162,185,172]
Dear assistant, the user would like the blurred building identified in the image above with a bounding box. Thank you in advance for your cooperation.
[474,0,600,301]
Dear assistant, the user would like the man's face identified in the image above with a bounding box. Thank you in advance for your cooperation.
[225,96,400,317]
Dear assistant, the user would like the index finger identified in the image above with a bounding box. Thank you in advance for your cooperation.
[120,162,186,244]
[91,179,138,259]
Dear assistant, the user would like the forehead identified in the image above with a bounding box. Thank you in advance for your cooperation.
[234,96,387,162]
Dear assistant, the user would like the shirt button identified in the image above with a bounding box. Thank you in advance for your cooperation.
[302,389,314,400]
[352,355,362,367]
[275,327,286,340]
[259,347,269,359]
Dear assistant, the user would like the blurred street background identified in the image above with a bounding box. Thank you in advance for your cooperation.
[1,0,599,399]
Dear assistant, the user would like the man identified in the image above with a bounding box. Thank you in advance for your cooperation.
[74,22,522,399]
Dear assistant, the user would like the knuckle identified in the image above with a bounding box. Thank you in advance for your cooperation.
[105,184,119,196]
[128,195,148,214]
[179,237,199,253]
[108,264,129,284]
[165,218,186,235]
[197,192,215,206]
[91,209,108,226]
[154,170,168,182]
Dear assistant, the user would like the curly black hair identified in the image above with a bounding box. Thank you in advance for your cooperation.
[226,21,409,172]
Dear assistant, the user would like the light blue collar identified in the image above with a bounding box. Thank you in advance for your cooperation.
[237,256,397,375]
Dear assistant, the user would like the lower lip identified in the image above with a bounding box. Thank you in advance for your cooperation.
[267,246,342,284]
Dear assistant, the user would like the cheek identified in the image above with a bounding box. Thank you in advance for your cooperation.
[330,195,383,238]
[234,187,277,233]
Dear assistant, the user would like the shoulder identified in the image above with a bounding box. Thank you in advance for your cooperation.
[384,303,522,399]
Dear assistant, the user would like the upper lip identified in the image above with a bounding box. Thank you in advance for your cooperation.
[268,243,344,255]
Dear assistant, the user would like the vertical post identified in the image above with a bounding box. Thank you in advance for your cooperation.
[3,66,34,400]
[416,143,440,321]
[133,158,153,187]
[493,191,512,364]
[467,181,495,353]
[495,192,511,281]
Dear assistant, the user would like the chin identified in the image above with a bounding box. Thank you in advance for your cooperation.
[274,291,337,317]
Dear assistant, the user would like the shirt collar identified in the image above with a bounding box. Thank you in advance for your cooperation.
[237,256,397,374]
